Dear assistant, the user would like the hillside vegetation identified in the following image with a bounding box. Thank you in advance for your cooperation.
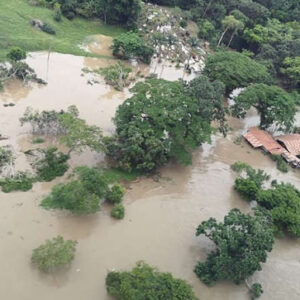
[0,0,124,61]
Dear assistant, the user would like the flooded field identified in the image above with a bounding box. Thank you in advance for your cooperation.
[0,52,300,300]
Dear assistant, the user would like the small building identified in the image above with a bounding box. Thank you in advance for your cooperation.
[243,127,300,168]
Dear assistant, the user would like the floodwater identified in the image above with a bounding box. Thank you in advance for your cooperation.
[0,52,300,300]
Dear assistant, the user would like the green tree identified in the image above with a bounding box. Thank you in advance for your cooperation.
[281,56,300,89]
[110,203,125,219]
[257,183,300,237]
[41,166,109,215]
[203,51,270,93]
[194,208,274,289]
[232,84,296,131]
[31,236,77,272]
[105,78,225,171]
[7,47,26,61]
[35,147,69,181]
[112,32,154,64]
[106,183,125,204]
[98,0,141,28]
[217,15,244,47]
[106,261,198,299]
[59,109,104,155]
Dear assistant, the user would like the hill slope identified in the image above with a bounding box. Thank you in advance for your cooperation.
[0,0,124,61]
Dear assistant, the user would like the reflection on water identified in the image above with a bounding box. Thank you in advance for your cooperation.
[0,52,299,300]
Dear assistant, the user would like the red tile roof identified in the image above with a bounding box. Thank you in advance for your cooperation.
[243,127,285,155]
[276,134,300,156]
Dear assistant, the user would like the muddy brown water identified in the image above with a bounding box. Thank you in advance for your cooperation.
[0,52,300,300]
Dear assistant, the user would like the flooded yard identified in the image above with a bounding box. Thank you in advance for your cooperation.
[0,52,300,300]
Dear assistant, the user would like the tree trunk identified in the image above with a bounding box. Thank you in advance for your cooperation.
[227,30,236,48]
[217,27,228,47]
[203,0,213,18]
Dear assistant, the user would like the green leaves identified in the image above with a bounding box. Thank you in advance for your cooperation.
[195,208,274,286]
[204,51,271,93]
[106,78,225,171]
[31,236,77,273]
[41,166,109,215]
[232,84,296,131]
[106,262,198,300]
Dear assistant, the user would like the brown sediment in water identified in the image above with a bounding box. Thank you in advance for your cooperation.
[0,52,300,300]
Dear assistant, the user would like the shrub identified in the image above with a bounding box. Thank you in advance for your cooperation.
[271,154,288,173]
[41,166,109,215]
[111,204,125,219]
[0,173,33,193]
[179,20,187,28]
[106,183,125,204]
[112,32,154,64]
[41,23,56,35]
[31,137,45,144]
[234,177,259,201]
[31,236,77,272]
[106,262,198,299]
[251,283,263,299]
[7,47,26,61]
[35,147,69,181]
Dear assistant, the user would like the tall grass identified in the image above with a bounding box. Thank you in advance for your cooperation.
[0,0,125,61]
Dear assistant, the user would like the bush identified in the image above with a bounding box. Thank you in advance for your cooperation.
[0,173,33,193]
[7,47,26,61]
[35,147,69,181]
[251,283,263,299]
[41,166,109,215]
[31,137,45,144]
[111,204,125,219]
[112,32,154,64]
[106,183,125,204]
[234,177,259,201]
[271,154,288,173]
[31,236,77,272]
[180,20,187,28]
[41,23,56,35]
[106,262,198,299]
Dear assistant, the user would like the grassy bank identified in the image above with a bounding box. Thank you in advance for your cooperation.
[0,0,125,61]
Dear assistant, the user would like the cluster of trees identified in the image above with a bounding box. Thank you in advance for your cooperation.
[232,162,300,238]
[195,208,273,299]
[142,0,300,93]
[0,47,45,90]
[41,166,126,216]
[106,261,198,299]
[38,0,141,28]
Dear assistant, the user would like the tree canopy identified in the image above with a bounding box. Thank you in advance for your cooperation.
[232,83,296,131]
[194,208,274,287]
[105,77,226,171]
[203,51,271,93]
[106,261,198,300]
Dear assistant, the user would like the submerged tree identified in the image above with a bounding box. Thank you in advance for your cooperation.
[232,83,296,131]
[194,208,274,297]
[31,236,77,273]
[106,261,198,299]
[105,78,227,171]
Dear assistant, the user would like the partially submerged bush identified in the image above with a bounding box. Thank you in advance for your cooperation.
[271,154,288,173]
[111,204,125,219]
[31,236,77,272]
[99,62,132,91]
[41,166,109,215]
[0,172,33,193]
[106,183,125,204]
[35,147,69,181]
[106,262,198,299]
[0,145,14,173]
